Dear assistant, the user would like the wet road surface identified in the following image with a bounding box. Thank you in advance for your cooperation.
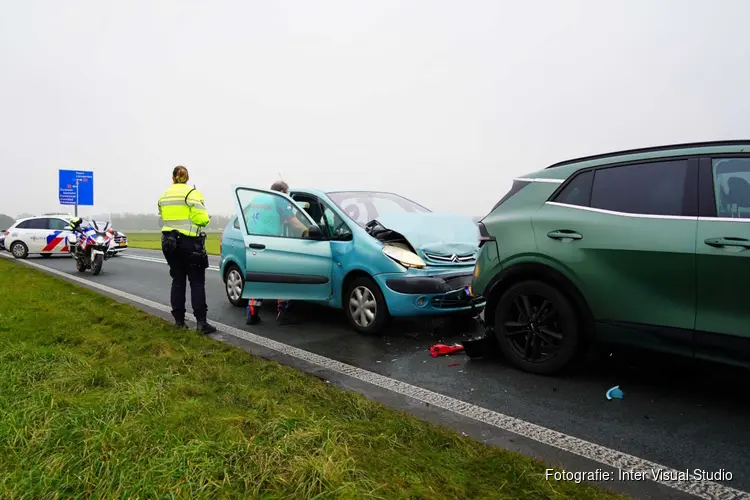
[8,249,750,498]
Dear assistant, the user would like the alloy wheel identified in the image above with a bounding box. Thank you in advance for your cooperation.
[11,243,25,258]
[503,293,564,363]
[226,269,243,302]
[349,285,377,328]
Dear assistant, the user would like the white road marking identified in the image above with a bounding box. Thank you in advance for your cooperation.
[122,253,220,271]
[2,251,747,500]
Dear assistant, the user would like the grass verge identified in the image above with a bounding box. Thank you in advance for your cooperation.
[127,231,221,255]
[0,258,624,499]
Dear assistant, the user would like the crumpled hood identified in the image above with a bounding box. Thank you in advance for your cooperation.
[372,212,479,256]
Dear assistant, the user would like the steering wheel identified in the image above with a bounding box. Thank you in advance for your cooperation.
[343,204,360,222]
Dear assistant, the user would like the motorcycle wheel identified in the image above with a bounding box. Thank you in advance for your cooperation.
[75,258,86,273]
[92,253,103,275]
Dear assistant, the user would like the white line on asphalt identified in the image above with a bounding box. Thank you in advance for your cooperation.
[122,253,220,271]
[2,251,747,500]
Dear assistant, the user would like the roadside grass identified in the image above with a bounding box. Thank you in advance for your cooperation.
[0,259,625,499]
[127,231,221,255]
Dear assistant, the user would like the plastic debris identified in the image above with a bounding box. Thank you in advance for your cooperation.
[606,385,624,400]
[448,363,460,367]
[429,343,465,357]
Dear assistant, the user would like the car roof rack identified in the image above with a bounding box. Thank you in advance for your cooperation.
[545,140,750,169]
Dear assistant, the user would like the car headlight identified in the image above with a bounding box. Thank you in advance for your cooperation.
[382,244,425,268]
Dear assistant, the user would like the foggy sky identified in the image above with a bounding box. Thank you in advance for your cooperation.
[2,0,749,219]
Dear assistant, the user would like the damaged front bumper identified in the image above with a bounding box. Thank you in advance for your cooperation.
[376,271,486,317]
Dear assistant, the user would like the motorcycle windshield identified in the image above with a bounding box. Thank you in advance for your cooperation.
[91,220,110,232]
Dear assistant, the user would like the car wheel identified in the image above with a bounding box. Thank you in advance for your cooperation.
[225,264,248,307]
[344,276,389,334]
[10,241,28,259]
[493,280,579,375]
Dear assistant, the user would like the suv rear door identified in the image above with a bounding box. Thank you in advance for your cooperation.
[694,157,750,366]
[532,158,699,356]
[23,218,52,253]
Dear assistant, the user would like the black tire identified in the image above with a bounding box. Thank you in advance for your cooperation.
[493,280,580,375]
[91,254,103,275]
[344,276,389,334]
[224,264,248,307]
[76,258,87,272]
[10,241,28,259]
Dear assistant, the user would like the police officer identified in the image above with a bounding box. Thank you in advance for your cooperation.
[158,165,216,334]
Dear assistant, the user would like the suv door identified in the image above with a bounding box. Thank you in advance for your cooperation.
[694,157,750,366]
[25,218,52,253]
[232,186,333,300]
[533,158,699,356]
[41,217,72,253]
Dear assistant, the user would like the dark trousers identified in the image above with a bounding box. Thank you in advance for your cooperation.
[162,232,207,322]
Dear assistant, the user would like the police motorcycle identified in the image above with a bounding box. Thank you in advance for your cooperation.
[65,218,114,275]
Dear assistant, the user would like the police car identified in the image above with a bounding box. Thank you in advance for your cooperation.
[4,213,75,259]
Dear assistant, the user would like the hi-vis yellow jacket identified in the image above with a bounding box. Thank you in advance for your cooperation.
[158,182,210,237]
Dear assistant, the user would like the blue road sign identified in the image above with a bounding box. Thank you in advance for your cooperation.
[58,170,94,206]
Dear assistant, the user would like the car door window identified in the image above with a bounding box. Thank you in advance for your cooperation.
[320,202,352,240]
[15,220,33,229]
[28,218,50,229]
[48,218,68,230]
[590,160,689,216]
[712,158,750,218]
[235,188,315,238]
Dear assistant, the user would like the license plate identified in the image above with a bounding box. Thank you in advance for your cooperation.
[119,242,125,247]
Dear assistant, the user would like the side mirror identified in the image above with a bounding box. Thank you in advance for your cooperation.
[307,225,325,240]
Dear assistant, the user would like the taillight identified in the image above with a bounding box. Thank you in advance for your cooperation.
[477,222,495,247]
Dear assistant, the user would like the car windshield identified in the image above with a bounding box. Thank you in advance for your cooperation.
[327,191,431,227]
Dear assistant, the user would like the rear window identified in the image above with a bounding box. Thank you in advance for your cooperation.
[552,171,594,207]
[490,180,530,212]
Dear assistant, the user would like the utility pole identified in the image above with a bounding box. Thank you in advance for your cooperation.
[74,179,79,217]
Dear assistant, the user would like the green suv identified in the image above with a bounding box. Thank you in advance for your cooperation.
[471,141,750,374]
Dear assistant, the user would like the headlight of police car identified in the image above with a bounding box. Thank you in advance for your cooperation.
[382,244,425,268]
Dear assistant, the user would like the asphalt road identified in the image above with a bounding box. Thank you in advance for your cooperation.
[11,249,750,496]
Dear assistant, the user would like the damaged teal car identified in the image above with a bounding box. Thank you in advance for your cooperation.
[220,187,485,333]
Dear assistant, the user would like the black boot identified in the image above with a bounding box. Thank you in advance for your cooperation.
[196,320,217,334]
[173,312,188,329]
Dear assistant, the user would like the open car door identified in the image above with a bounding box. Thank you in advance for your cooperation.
[232,185,333,301]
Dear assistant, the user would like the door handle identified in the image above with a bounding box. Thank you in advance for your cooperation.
[704,237,750,249]
[547,230,582,240]
[248,243,266,250]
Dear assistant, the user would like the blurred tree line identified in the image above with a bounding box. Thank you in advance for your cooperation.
[104,213,233,231]
[1,212,232,232]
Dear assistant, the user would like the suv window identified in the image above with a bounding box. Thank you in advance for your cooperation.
[19,218,49,230]
[590,160,688,216]
[553,171,593,207]
[48,218,69,230]
[712,158,750,218]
